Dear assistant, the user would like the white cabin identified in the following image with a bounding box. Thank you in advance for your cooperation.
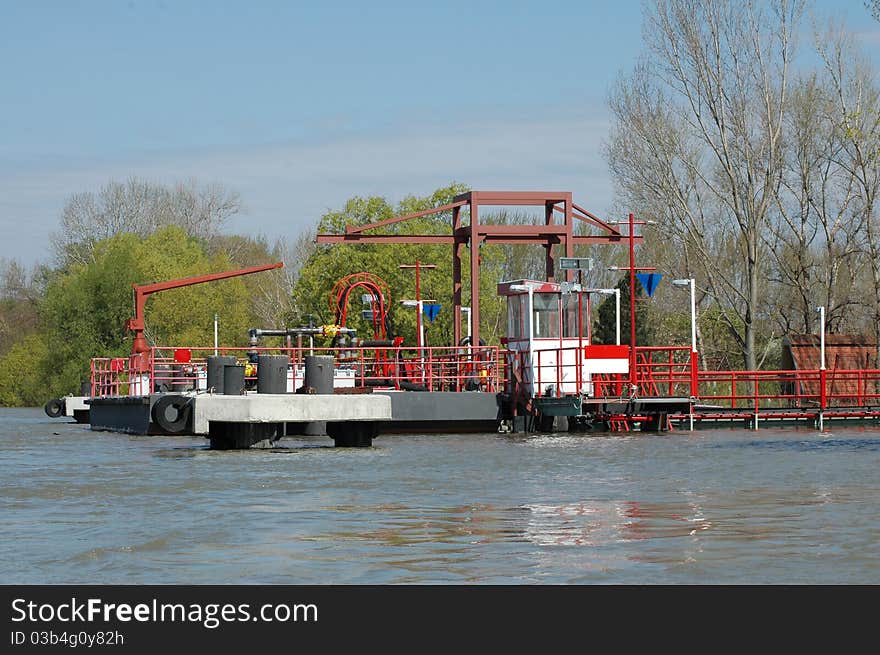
[498,280,628,397]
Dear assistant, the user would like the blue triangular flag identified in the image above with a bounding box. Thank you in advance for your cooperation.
[636,273,662,297]
[423,303,441,322]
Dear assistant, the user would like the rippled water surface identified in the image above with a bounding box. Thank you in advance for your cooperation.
[2,408,879,583]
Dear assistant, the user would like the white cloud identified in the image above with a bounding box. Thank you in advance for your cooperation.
[0,111,615,266]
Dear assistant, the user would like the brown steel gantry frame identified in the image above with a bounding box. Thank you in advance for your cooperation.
[316,190,636,346]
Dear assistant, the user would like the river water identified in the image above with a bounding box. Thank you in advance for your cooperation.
[2,407,879,584]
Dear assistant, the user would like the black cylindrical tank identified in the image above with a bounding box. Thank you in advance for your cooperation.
[304,355,334,394]
[257,354,289,394]
[303,355,334,435]
[222,364,246,396]
[207,356,237,393]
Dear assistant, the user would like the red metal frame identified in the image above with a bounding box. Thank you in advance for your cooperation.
[316,191,636,348]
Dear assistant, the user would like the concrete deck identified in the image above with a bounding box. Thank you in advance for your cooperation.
[191,393,391,435]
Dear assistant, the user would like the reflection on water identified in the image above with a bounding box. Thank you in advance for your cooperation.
[2,408,880,583]
[713,438,880,452]
[521,500,713,548]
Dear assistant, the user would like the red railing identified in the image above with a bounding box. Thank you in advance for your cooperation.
[510,344,880,412]
[695,368,880,412]
[90,345,505,397]
[592,346,695,399]
[90,343,880,414]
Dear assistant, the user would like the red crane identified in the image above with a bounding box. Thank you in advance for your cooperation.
[126,262,283,371]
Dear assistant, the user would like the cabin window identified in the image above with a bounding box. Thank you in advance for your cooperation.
[562,293,587,338]
[533,293,560,338]
[507,295,524,339]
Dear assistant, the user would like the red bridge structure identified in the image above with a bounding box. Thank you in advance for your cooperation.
[316,190,636,347]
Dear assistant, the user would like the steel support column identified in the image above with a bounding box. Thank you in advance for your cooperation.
[564,196,574,283]
[453,204,463,346]
[470,196,480,347]
[545,202,555,282]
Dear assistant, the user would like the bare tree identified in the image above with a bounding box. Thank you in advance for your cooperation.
[0,258,43,356]
[815,24,880,358]
[251,231,316,328]
[607,0,804,369]
[766,70,867,337]
[52,177,240,268]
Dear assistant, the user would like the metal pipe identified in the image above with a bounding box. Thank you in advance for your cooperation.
[614,288,621,346]
[689,278,697,353]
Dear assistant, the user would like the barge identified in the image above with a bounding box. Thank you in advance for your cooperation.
[43,190,880,446]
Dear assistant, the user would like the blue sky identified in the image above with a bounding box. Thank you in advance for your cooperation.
[1,0,878,266]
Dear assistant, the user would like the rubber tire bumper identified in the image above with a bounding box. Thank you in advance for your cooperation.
[152,395,192,434]
[44,398,64,418]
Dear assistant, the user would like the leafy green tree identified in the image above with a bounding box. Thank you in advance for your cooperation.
[592,276,652,346]
[136,228,254,348]
[35,226,258,398]
[0,334,51,406]
[40,234,143,396]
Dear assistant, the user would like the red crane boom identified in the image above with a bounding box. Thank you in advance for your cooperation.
[126,262,283,371]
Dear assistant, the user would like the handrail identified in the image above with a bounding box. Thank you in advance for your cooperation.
[90,341,880,412]
[91,344,506,397]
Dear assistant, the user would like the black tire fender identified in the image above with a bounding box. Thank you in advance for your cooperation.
[152,395,192,434]
[44,398,64,418]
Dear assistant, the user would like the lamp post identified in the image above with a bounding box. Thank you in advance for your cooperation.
[672,278,697,353]
[816,305,826,370]
[399,260,436,353]
[462,306,472,347]
[673,278,698,427]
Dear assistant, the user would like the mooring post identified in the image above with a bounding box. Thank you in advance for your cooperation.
[207,355,237,394]
[303,355,334,436]
[222,364,246,396]
[257,354,289,394]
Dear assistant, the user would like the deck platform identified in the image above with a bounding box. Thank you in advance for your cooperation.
[87,390,502,446]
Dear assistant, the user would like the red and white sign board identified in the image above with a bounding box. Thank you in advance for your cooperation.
[582,345,629,374]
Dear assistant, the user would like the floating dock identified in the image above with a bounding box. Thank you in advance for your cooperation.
[40,190,880,447]
[86,388,502,448]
